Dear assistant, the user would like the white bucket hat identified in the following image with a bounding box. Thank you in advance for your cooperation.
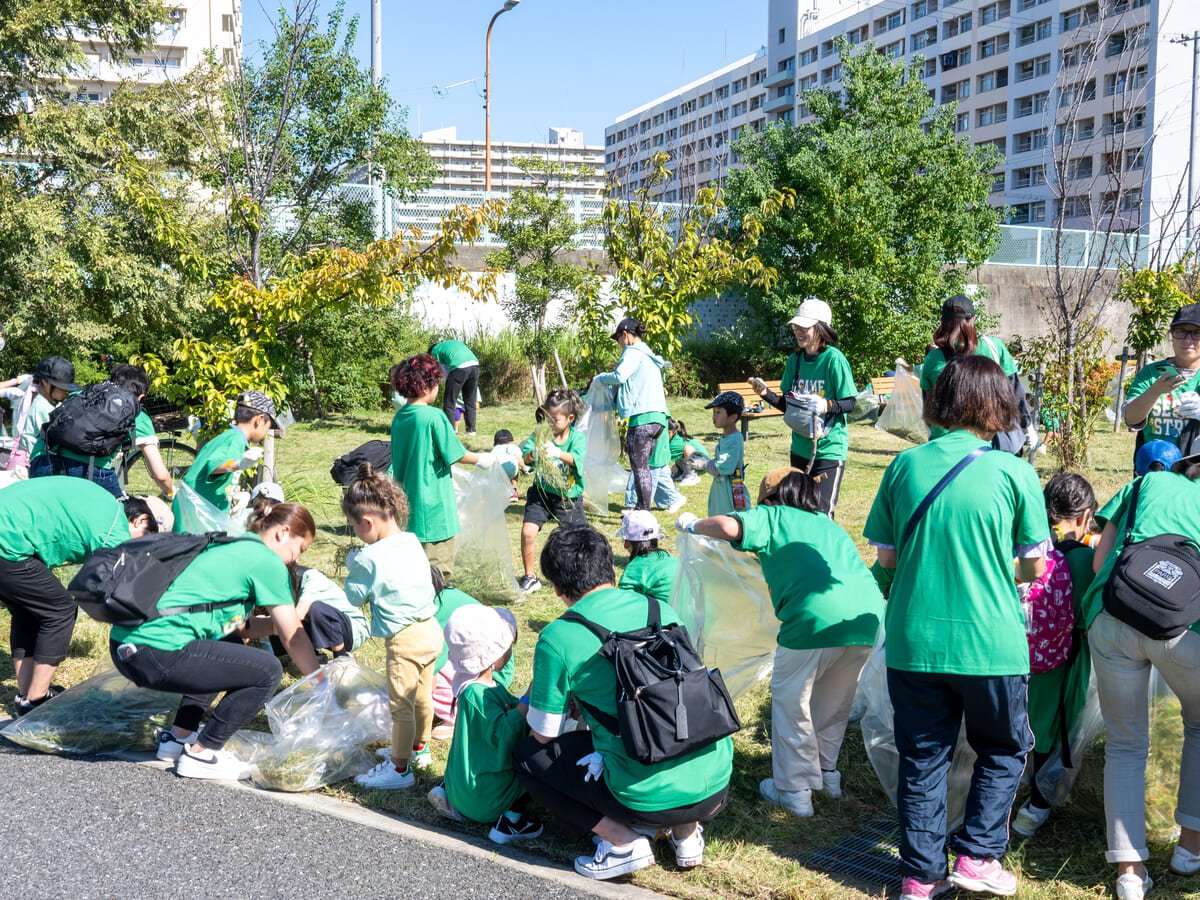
[445,605,518,697]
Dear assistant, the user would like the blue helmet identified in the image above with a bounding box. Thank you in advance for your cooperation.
[1134,440,1183,476]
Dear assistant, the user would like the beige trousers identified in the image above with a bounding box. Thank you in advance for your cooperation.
[771,644,872,792]
[385,616,443,765]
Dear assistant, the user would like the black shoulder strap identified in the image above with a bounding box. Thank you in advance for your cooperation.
[1122,476,1144,545]
[901,446,992,548]
[645,593,661,629]
[559,608,610,642]
[1054,538,1086,555]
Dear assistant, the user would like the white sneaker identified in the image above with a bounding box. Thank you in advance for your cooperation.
[668,824,704,868]
[355,760,415,789]
[1171,844,1200,876]
[155,728,198,762]
[174,747,251,780]
[427,784,466,822]
[410,747,433,770]
[664,497,687,514]
[678,472,701,487]
[759,778,814,817]
[1116,871,1152,900]
[821,770,842,799]
[1011,800,1052,837]
[574,837,656,880]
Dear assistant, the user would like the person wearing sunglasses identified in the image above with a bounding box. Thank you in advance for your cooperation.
[1123,303,1200,463]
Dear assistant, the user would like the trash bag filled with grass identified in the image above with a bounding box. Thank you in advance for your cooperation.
[451,464,520,602]
[228,657,390,792]
[578,381,628,511]
[1,663,180,756]
[875,361,929,445]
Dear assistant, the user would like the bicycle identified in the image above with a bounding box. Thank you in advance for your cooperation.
[115,399,199,497]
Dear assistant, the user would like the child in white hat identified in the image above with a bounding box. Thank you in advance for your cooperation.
[615,509,679,605]
[427,604,543,845]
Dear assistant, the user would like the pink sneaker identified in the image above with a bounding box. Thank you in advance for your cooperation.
[900,876,951,899]
[948,854,1017,896]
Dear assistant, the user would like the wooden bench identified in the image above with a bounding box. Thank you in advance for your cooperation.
[869,376,895,409]
[717,380,782,439]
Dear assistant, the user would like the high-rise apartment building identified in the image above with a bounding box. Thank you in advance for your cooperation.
[420,126,606,197]
[608,0,1193,238]
[66,2,242,103]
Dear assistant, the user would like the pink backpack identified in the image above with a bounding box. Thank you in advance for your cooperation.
[1019,547,1076,674]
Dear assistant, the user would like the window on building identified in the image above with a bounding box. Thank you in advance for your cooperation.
[981,0,1011,23]
[922,58,938,78]
[944,13,972,38]
[799,74,817,92]
[912,26,938,49]
[1012,165,1046,188]
[222,48,235,65]
[1060,195,1091,217]
[222,14,235,31]
[1017,0,1051,9]
[822,64,842,84]
[1058,78,1096,107]
[1010,201,1047,223]
[1016,18,1051,48]
[941,79,970,103]
[1126,148,1145,170]
[1016,54,1051,81]
[1014,128,1047,152]
[1014,91,1049,117]
[1067,156,1093,178]
[912,0,937,19]
[821,39,836,57]
[800,47,818,66]
[779,27,787,44]
[884,39,905,59]
[1061,43,1095,69]
[977,102,1008,126]
[1105,66,1147,96]
[875,9,904,34]
[978,67,1009,92]
[979,34,1009,58]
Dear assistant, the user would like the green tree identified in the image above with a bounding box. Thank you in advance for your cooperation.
[597,152,789,359]
[1117,257,1197,360]
[486,157,601,403]
[725,39,1003,377]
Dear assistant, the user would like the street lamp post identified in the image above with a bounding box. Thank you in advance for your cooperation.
[484,0,520,193]
[1172,31,1200,252]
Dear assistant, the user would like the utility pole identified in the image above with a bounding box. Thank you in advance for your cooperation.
[484,0,520,193]
[370,0,383,237]
[1172,31,1200,253]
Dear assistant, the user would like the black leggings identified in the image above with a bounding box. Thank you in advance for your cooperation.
[443,366,479,433]
[626,423,664,510]
[111,638,282,750]
[512,730,728,840]
[788,454,845,518]
[0,556,78,665]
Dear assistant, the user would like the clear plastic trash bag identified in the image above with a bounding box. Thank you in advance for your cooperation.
[173,481,246,535]
[1027,675,1104,808]
[875,360,929,444]
[847,386,881,424]
[1,661,180,756]
[578,380,628,512]
[669,532,779,700]
[227,658,390,792]
[451,464,520,602]
[1146,666,1185,840]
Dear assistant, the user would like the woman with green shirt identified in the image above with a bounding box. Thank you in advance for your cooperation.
[389,354,493,580]
[1122,303,1200,466]
[110,502,323,781]
[683,466,882,819]
[864,354,1049,900]
[1081,455,1200,900]
[749,298,857,516]
[429,338,480,435]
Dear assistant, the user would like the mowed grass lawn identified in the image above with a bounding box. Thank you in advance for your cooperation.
[2,397,1198,899]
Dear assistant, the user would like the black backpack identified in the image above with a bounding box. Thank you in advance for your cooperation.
[43,382,139,458]
[561,596,741,764]
[68,532,258,628]
[1102,477,1200,640]
[330,440,392,486]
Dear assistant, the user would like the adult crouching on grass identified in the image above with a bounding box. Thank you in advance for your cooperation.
[749,298,856,517]
[513,526,731,881]
[592,318,671,511]
[109,502,323,780]
[0,477,155,716]
[864,354,1049,900]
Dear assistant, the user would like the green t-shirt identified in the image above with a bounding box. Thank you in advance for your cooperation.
[863,430,1048,675]
[390,403,467,542]
[444,679,527,823]
[0,476,130,566]
[56,410,156,468]
[520,426,586,499]
[649,424,671,469]
[529,586,733,811]
[628,411,669,430]
[734,505,883,650]
[429,340,478,370]
[1096,479,1136,527]
[779,347,856,461]
[669,434,708,463]
[921,337,1020,439]
[708,430,744,516]
[432,586,514,688]
[1080,471,1200,630]
[179,426,248,515]
[618,550,679,606]
[1124,359,1200,447]
[111,537,295,651]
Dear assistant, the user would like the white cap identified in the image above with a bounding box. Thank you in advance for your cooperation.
[250,481,285,503]
[787,297,832,329]
[445,605,518,697]
[615,509,665,542]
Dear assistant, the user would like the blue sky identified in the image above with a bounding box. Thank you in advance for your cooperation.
[241,1,766,146]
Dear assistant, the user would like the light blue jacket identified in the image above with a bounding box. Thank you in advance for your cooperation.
[595,341,669,420]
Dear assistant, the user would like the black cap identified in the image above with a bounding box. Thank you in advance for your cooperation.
[1173,451,1200,474]
[705,390,746,413]
[1171,303,1200,330]
[611,317,641,339]
[942,294,975,318]
[34,356,78,392]
[236,389,280,428]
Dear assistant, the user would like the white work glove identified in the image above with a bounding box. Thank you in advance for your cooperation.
[1177,391,1200,420]
[576,751,605,783]
[541,442,563,461]
[230,490,250,516]
[1024,424,1040,450]
[687,455,709,473]
[748,376,768,395]
[676,512,699,534]
[475,452,495,469]
[237,446,264,470]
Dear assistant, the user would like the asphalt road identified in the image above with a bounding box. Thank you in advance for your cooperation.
[0,740,623,900]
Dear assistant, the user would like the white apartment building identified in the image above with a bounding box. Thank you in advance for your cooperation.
[420,126,606,197]
[67,2,242,103]
[608,0,1194,238]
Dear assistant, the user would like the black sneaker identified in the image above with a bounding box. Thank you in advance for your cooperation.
[488,812,544,845]
[517,574,542,594]
[14,685,64,717]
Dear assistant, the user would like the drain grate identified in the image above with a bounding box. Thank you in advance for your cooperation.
[804,816,903,892]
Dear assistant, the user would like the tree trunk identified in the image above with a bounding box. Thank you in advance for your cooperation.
[297,332,325,418]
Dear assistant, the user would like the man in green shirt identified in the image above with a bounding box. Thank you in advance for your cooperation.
[1121,304,1200,465]
[514,526,731,881]
[0,477,154,716]
[429,339,480,435]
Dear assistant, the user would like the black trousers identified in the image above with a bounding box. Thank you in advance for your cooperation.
[788,454,846,518]
[626,423,664,511]
[443,365,479,433]
[0,556,77,665]
[111,638,282,750]
[512,730,728,840]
